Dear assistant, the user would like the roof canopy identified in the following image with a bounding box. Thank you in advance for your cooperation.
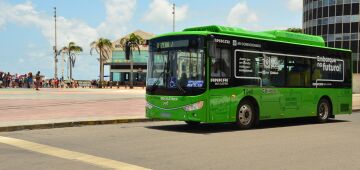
[182,25,325,47]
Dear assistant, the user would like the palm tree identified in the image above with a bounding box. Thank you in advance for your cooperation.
[58,42,83,80]
[90,38,113,88]
[119,33,144,89]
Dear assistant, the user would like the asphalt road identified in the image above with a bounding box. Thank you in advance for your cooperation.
[1,112,360,170]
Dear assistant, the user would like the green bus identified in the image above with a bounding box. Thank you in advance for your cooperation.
[145,25,352,129]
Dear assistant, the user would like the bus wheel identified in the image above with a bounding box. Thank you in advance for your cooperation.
[317,98,331,123]
[236,100,255,129]
[185,121,200,126]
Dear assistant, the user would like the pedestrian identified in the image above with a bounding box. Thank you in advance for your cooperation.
[23,74,28,88]
[0,72,3,88]
[35,71,41,90]
[61,79,65,88]
[28,72,33,88]
[6,72,11,88]
[15,74,19,88]
[56,78,59,88]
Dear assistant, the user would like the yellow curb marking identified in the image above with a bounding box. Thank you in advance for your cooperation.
[0,136,150,170]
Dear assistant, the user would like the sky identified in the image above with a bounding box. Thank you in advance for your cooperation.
[0,0,302,80]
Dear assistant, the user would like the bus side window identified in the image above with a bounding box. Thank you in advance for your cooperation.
[269,55,285,87]
[211,48,231,77]
[286,57,311,87]
[260,55,285,87]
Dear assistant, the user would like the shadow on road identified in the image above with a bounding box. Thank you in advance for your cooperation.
[146,118,350,134]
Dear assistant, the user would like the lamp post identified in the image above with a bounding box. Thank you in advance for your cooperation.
[172,3,175,32]
[53,7,58,79]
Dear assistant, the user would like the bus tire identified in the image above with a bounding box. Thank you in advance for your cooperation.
[317,98,331,123]
[185,121,201,126]
[236,100,256,129]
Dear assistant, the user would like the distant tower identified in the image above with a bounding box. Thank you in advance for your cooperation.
[303,0,360,73]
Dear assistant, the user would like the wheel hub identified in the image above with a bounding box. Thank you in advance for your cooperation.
[319,103,329,119]
[239,105,252,125]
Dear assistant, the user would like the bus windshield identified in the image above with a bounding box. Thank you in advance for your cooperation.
[146,36,206,96]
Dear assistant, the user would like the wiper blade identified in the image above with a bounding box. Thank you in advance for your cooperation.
[148,71,167,92]
[148,80,159,92]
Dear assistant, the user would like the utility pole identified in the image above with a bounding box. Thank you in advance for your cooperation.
[172,3,175,32]
[53,7,58,79]
[61,51,64,80]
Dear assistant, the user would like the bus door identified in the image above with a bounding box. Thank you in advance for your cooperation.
[260,88,283,118]
[208,47,232,122]
[284,57,312,117]
[259,54,285,118]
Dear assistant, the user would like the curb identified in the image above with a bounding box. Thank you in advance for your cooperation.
[0,118,159,132]
[1,109,359,132]
[353,109,360,112]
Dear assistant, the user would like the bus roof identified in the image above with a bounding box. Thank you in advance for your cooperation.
[152,25,351,52]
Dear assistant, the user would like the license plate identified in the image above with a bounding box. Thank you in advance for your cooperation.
[160,113,171,118]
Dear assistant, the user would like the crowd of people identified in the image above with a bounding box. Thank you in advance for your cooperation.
[0,72,36,89]
[0,71,80,90]
[0,71,145,89]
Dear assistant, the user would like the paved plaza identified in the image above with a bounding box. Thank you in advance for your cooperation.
[0,88,146,128]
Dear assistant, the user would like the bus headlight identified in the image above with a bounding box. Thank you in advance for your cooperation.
[146,102,153,109]
[183,101,204,111]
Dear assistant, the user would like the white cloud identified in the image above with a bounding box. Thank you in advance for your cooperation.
[0,1,10,29]
[286,0,303,11]
[56,17,99,49]
[0,2,98,50]
[227,1,259,27]
[97,0,136,38]
[0,0,136,79]
[143,0,188,28]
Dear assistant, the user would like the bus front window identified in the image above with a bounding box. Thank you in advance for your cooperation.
[146,36,206,96]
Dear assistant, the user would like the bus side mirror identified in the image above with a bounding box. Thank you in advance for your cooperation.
[208,41,216,58]
[207,35,216,57]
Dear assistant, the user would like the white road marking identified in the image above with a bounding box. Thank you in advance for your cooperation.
[0,136,150,170]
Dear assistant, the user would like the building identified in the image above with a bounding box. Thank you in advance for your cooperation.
[303,0,360,74]
[106,30,155,85]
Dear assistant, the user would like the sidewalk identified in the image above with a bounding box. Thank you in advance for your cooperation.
[0,88,147,131]
[0,88,359,132]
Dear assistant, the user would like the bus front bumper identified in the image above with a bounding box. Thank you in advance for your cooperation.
[145,103,206,122]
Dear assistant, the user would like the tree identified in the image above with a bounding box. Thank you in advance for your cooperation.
[286,28,303,33]
[119,33,144,89]
[58,42,83,80]
[90,38,113,88]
